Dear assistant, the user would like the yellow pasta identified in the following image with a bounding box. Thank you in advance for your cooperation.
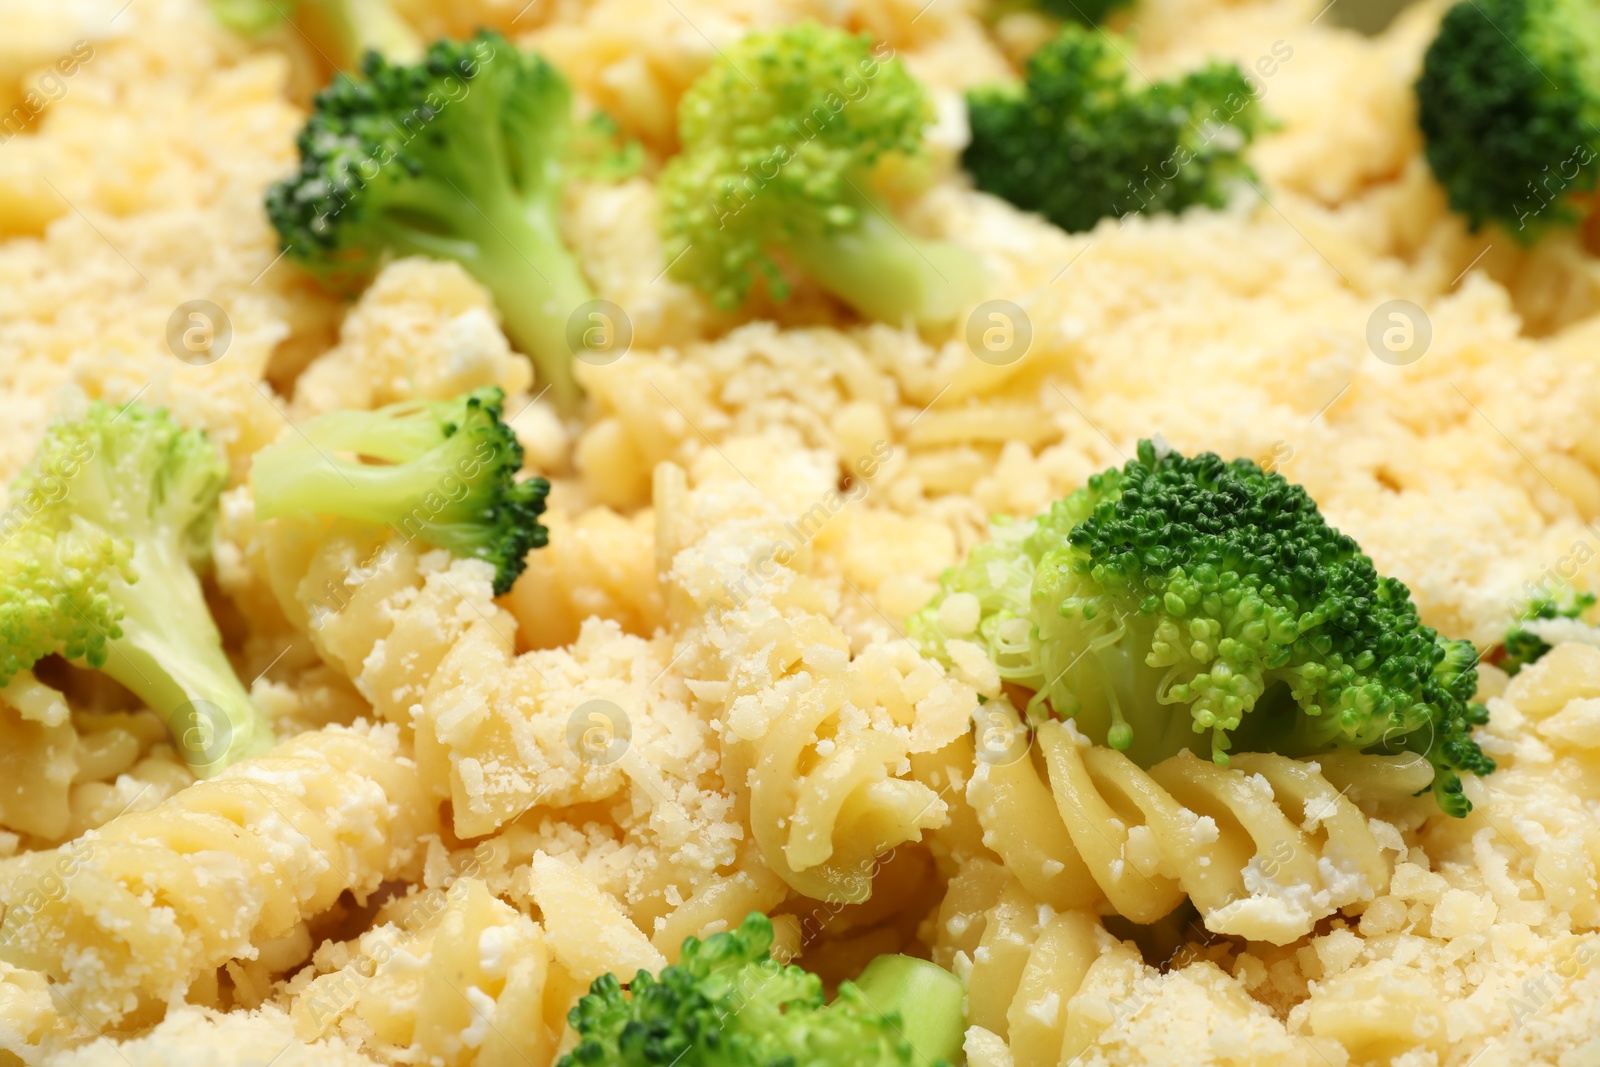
[0,960,62,1063]
[929,860,1145,1066]
[969,719,1424,944]
[657,465,976,903]
[745,663,953,902]
[647,849,789,960]
[934,862,1339,1067]
[288,878,558,1067]
[238,474,798,950]
[0,672,203,855]
[505,503,666,650]
[0,723,437,1028]
[0,674,77,844]
[44,1005,388,1067]
[1416,643,1600,928]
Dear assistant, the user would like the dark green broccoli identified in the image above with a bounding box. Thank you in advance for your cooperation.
[910,439,1495,817]
[1499,588,1598,675]
[660,23,979,327]
[267,32,618,408]
[964,26,1265,234]
[209,0,422,70]
[1035,0,1129,26]
[1415,0,1600,240]
[250,387,549,596]
[561,912,965,1067]
[0,403,274,775]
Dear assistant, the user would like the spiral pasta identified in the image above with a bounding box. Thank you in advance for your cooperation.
[0,673,77,844]
[933,861,1339,1067]
[1412,644,1600,929]
[0,671,207,859]
[656,464,976,904]
[0,722,437,1029]
[45,1006,388,1067]
[288,878,560,1067]
[969,718,1423,944]
[284,859,689,1067]
[743,648,962,903]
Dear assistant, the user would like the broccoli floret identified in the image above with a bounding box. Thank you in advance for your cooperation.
[1035,0,1129,26]
[963,26,1264,234]
[250,387,549,596]
[1416,0,1600,239]
[659,24,979,327]
[560,912,965,1067]
[209,0,422,69]
[1499,588,1598,675]
[267,32,605,408]
[910,440,1495,817]
[0,403,274,775]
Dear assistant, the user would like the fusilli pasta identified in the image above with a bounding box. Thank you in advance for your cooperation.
[1416,644,1600,927]
[0,674,78,845]
[0,674,194,853]
[932,860,1337,1067]
[287,878,558,1066]
[0,723,437,1028]
[43,1005,386,1067]
[657,463,976,903]
[970,717,1423,944]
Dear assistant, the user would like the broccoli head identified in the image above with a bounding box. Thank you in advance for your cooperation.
[1498,588,1598,675]
[561,912,965,1067]
[1416,0,1600,239]
[910,439,1495,816]
[0,403,274,775]
[964,26,1264,234]
[250,386,549,596]
[660,23,979,327]
[267,32,609,408]
[1035,0,1129,26]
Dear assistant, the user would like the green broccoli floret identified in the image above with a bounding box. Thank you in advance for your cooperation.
[963,26,1264,234]
[1415,0,1600,239]
[659,23,979,327]
[250,387,549,596]
[1499,588,1598,675]
[0,403,274,775]
[267,32,606,408]
[561,912,965,1067]
[1035,0,1129,26]
[910,439,1495,817]
[209,0,422,69]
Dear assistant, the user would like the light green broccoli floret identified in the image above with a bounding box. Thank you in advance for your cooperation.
[660,23,979,327]
[0,402,273,775]
[250,387,550,597]
[910,439,1495,817]
[560,912,965,1067]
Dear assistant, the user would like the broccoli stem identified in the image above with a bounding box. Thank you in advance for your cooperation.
[474,206,590,411]
[389,194,590,410]
[251,432,456,527]
[319,0,421,64]
[1087,633,1214,765]
[1038,613,1208,767]
[848,954,966,1066]
[786,183,976,327]
[100,538,274,776]
[251,426,503,560]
